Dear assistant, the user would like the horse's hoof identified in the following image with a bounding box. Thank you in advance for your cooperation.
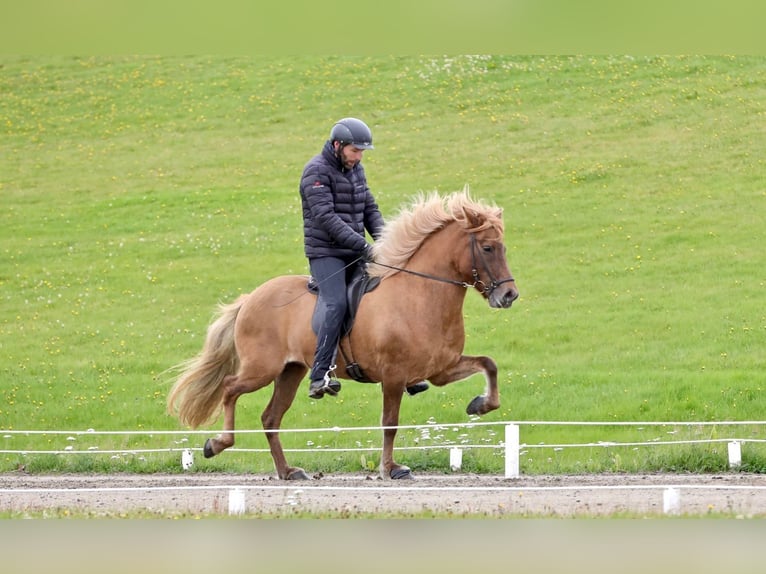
[466,395,485,415]
[203,438,216,458]
[285,468,310,480]
[390,466,414,480]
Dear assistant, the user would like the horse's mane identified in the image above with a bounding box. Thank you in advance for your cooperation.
[368,186,504,279]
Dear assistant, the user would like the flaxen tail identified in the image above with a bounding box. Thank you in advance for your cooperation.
[167,296,245,428]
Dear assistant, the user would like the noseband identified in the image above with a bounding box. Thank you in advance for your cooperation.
[369,233,514,296]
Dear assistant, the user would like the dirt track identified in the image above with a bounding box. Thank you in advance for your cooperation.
[2,471,766,516]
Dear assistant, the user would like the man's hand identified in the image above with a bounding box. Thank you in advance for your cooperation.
[362,243,375,262]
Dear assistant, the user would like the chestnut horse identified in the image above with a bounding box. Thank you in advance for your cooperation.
[167,189,519,479]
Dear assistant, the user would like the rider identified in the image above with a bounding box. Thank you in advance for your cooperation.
[299,117,383,399]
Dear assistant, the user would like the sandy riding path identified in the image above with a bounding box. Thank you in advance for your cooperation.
[2,472,766,516]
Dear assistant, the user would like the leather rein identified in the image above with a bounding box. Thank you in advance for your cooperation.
[369,234,515,296]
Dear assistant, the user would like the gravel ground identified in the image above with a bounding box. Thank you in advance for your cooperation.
[2,471,766,517]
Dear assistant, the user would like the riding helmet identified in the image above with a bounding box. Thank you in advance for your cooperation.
[330,118,374,149]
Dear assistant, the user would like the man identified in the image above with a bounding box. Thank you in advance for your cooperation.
[299,117,383,399]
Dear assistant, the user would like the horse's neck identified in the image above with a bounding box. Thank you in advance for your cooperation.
[398,225,470,309]
[408,223,464,278]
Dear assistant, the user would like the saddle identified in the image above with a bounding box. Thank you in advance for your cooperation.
[307,265,381,383]
[306,265,381,341]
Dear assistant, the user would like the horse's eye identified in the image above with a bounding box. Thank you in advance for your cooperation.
[482,245,493,253]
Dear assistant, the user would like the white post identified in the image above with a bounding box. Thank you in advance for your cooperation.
[728,441,742,468]
[181,448,194,470]
[663,487,680,515]
[449,447,462,471]
[504,424,520,478]
[228,488,246,515]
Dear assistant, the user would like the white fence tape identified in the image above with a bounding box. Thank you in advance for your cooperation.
[2,420,765,474]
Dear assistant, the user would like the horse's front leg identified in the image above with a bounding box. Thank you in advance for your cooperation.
[379,383,413,480]
[429,355,500,415]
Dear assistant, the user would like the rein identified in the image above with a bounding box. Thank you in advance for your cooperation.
[370,234,514,295]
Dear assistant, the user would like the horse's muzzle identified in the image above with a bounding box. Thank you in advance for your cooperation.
[490,286,519,309]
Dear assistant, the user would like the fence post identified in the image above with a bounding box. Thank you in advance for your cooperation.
[449,447,462,471]
[181,448,194,470]
[228,488,246,515]
[728,441,742,468]
[663,487,681,515]
[504,423,520,478]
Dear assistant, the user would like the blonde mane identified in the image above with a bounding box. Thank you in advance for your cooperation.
[368,187,504,279]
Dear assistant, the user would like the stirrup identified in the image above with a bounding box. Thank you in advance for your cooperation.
[308,369,342,399]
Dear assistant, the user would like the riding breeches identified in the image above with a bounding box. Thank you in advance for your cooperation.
[308,256,354,382]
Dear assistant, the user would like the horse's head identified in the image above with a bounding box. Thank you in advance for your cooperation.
[371,188,520,309]
[453,198,519,309]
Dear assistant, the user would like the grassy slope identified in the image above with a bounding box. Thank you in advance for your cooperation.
[1,55,765,473]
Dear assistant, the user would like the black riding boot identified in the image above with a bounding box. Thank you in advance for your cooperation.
[309,368,342,399]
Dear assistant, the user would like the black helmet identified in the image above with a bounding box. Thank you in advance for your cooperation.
[330,117,374,149]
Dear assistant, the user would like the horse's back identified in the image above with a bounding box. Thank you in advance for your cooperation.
[240,274,313,317]
[234,274,316,355]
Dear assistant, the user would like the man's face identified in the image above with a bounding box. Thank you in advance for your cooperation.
[335,142,364,170]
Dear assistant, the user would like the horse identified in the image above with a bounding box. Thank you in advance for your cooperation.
[167,189,519,480]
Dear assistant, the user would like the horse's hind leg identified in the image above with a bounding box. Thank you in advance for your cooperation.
[261,362,309,480]
[203,366,274,458]
[429,355,500,415]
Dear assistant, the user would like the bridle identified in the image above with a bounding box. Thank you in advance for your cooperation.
[467,233,516,295]
[369,233,515,296]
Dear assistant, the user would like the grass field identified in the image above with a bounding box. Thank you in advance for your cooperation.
[1,55,765,475]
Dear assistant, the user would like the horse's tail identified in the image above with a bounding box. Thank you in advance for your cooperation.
[167,296,245,428]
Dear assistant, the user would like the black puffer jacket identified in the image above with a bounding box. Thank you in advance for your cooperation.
[299,141,385,259]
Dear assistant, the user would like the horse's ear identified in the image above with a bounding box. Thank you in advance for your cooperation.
[462,206,485,229]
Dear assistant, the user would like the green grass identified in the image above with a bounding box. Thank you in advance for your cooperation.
[2,55,765,475]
